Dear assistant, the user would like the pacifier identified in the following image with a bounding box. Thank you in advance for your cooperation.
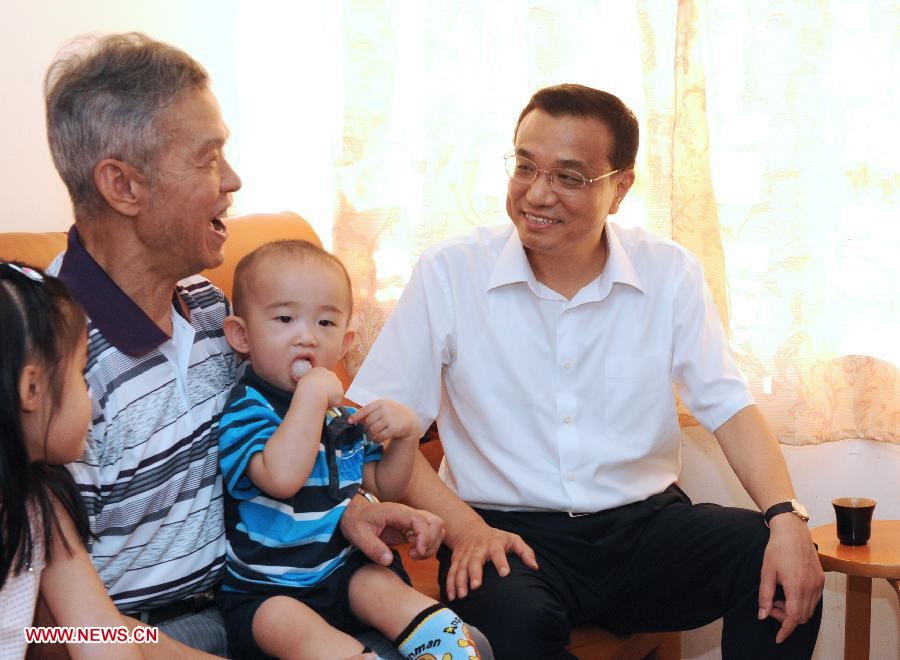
[291,359,312,381]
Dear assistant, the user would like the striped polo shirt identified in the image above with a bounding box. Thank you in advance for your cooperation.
[218,367,382,594]
[54,227,234,613]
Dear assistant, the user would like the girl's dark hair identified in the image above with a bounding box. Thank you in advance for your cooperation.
[0,262,91,589]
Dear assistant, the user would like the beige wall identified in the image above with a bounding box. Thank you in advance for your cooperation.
[0,1,247,232]
[0,0,345,243]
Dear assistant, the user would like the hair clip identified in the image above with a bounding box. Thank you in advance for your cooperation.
[0,262,45,283]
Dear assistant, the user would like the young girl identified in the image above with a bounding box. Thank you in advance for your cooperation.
[0,261,141,659]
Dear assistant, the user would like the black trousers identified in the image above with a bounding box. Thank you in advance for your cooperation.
[437,485,822,660]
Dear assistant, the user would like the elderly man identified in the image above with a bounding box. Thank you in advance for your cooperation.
[348,83,825,658]
[42,33,457,659]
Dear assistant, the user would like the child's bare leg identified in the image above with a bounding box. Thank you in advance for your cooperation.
[253,595,366,660]
[348,563,436,638]
[349,564,482,658]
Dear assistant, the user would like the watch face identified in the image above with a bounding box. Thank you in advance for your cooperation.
[792,499,810,520]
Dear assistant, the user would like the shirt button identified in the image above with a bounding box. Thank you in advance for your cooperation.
[567,472,576,481]
[562,415,572,424]
[563,360,572,370]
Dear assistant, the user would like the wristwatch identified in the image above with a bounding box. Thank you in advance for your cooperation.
[355,487,380,504]
[763,499,810,526]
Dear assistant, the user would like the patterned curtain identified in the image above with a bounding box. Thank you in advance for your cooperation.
[328,0,899,445]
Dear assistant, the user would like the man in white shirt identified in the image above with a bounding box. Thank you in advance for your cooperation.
[348,84,824,658]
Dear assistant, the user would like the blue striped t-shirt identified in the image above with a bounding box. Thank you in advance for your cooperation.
[218,367,382,594]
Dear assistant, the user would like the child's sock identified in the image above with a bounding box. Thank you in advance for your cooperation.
[394,604,481,659]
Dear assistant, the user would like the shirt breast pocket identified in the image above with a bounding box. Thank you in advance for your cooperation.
[603,354,670,441]
[336,444,366,484]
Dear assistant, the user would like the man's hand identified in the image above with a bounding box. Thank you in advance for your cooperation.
[712,406,825,643]
[341,496,445,565]
[444,524,538,601]
[757,515,825,644]
[348,399,421,445]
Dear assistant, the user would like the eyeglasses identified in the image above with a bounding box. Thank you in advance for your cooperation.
[0,262,45,283]
[504,152,620,192]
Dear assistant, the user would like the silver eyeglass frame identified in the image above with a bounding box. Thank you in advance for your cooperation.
[504,152,620,192]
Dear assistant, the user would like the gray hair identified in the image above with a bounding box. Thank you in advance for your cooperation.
[44,32,209,220]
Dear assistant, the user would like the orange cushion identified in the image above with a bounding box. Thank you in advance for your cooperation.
[201,211,321,299]
[0,232,68,269]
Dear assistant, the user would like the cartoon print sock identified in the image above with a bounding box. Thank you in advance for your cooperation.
[394,603,481,659]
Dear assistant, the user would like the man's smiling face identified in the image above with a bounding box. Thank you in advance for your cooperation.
[139,87,242,279]
[506,109,631,269]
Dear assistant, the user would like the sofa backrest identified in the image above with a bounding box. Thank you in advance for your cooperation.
[201,212,322,299]
[0,211,352,386]
[0,231,67,268]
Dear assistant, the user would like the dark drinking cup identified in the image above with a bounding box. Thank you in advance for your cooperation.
[832,497,876,546]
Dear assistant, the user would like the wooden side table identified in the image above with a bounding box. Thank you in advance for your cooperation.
[810,520,900,660]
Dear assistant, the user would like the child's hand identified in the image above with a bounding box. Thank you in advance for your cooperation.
[293,366,344,408]
[348,399,421,445]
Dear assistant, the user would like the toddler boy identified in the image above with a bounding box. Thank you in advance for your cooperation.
[218,240,482,659]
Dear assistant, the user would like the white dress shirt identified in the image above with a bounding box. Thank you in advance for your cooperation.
[348,222,754,513]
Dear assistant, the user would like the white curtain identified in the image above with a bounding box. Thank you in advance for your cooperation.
[229,0,898,444]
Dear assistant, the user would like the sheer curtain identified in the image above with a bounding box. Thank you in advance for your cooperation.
[323,0,897,445]
[689,0,899,444]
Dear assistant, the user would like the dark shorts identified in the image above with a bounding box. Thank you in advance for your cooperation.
[219,550,409,660]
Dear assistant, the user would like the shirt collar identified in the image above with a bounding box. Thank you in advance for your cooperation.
[57,225,190,357]
[240,366,355,439]
[599,221,644,293]
[241,365,293,418]
[486,227,534,291]
[486,222,644,297]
